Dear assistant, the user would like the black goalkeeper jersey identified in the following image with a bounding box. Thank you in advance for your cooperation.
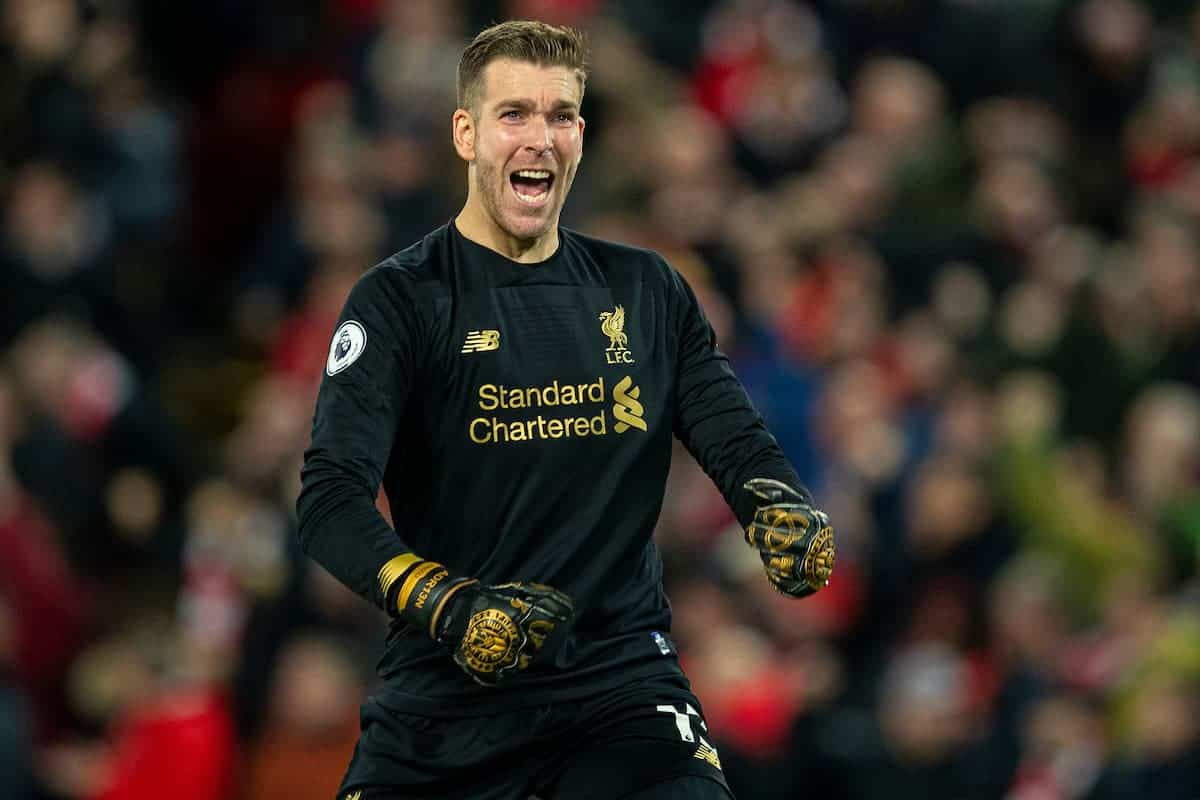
[297,221,804,713]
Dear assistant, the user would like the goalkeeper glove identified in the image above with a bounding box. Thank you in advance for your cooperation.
[385,556,575,686]
[742,478,835,597]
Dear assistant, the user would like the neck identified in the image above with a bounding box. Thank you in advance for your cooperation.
[455,195,558,264]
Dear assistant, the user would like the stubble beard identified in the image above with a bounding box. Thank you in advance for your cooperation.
[475,157,557,244]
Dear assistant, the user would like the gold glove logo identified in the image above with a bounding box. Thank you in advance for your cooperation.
[599,305,635,364]
[462,608,519,674]
[612,375,646,433]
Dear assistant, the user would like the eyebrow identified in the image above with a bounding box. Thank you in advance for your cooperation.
[494,98,580,112]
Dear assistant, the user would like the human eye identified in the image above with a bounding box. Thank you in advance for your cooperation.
[554,110,576,124]
[501,109,524,121]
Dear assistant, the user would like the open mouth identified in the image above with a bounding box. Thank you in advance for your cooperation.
[509,169,555,205]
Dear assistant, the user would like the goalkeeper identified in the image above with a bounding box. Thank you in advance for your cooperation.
[296,19,834,800]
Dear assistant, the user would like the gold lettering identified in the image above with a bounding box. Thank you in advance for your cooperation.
[413,569,448,609]
[469,411,617,442]
[468,377,640,444]
[605,351,636,364]
[397,562,441,612]
[478,384,498,411]
[469,418,492,443]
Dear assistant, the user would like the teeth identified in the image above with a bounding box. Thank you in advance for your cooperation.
[515,169,551,179]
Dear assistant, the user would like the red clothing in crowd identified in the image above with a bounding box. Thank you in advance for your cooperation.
[92,688,235,800]
[0,490,89,743]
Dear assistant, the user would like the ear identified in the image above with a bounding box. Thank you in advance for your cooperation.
[452,109,475,162]
[577,116,585,163]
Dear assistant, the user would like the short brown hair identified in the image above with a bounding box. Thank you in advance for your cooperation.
[457,21,588,111]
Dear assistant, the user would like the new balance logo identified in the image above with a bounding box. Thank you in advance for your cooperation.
[462,330,500,353]
[657,704,722,772]
[694,741,722,769]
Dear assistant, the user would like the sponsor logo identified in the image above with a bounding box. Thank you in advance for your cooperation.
[694,741,723,770]
[477,380,604,410]
[651,631,672,656]
[467,376,648,443]
[469,413,607,443]
[461,329,501,353]
[612,375,646,433]
[326,321,366,375]
[469,378,607,444]
[658,704,723,772]
[599,305,635,364]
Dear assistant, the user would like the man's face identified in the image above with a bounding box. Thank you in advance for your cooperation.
[463,59,584,243]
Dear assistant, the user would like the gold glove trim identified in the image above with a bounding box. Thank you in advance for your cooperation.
[397,561,442,613]
[766,554,796,581]
[746,506,809,551]
[377,552,422,598]
[803,526,836,588]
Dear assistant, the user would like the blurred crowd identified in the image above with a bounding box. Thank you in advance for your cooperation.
[2,0,1199,798]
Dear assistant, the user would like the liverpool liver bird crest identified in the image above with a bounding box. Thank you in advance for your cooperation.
[599,305,628,351]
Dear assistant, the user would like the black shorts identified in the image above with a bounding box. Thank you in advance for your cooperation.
[338,676,733,800]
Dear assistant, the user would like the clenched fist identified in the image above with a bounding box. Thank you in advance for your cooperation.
[434,581,575,686]
[742,478,835,597]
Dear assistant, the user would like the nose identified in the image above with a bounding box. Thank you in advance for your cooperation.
[525,115,552,154]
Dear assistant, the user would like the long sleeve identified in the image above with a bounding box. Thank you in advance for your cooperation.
[296,264,423,614]
[669,267,810,527]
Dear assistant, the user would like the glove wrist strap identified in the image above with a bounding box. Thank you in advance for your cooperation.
[427,578,477,640]
[385,556,477,639]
